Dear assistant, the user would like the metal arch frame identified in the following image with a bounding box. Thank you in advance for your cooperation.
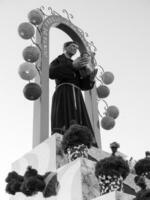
[33,14,102,149]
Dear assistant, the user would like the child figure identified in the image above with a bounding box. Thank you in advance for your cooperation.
[79,52,98,80]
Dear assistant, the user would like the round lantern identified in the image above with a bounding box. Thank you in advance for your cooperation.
[97,85,110,98]
[18,22,35,39]
[106,105,119,119]
[23,83,42,100]
[101,116,115,130]
[18,62,38,80]
[23,46,40,63]
[101,71,114,85]
[28,9,43,25]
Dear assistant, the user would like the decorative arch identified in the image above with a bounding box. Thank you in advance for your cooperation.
[33,13,101,149]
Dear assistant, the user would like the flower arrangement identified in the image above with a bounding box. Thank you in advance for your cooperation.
[62,124,93,161]
[134,151,150,179]
[5,171,24,195]
[5,166,59,197]
[95,142,129,195]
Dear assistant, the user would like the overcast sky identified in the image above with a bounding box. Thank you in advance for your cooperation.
[0,0,150,199]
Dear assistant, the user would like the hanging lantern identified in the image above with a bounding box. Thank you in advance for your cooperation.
[101,71,114,85]
[28,9,43,25]
[23,46,40,63]
[101,116,115,130]
[97,85,110,98]
[23,83,42,100]
[18,62,38,80]
[106,105,119,119]
[18,22,35,39]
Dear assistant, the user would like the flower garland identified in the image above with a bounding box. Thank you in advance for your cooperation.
[62,124,93,161]
[66,144,88,161]
[95,142,130,196]
[97,174,123,195]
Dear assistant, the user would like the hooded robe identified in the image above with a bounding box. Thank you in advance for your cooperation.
[49,54,96,145]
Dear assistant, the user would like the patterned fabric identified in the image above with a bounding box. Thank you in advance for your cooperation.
[98,174,123,195]
[66,144,88,161]
[141,172,150,179]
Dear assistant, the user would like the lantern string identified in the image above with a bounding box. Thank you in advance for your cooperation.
[97,65,105,73]
[96,77,103,84]
[36,26,42,36]
[35,64,41,75]
[30,38,42,75]
[97,98,109,118]
[31,38,42,52]
[98,110,103,118]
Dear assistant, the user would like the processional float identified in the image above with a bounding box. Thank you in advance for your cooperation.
[5,6,144,200]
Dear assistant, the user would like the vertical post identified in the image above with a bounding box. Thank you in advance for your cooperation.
[32,29,49,148]
[84,86,102,149]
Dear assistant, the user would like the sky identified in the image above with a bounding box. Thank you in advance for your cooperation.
[0,0,150,199]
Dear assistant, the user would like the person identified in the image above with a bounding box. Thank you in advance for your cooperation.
[49,41,97,146]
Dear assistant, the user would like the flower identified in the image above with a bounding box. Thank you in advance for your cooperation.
[62,124,93,154]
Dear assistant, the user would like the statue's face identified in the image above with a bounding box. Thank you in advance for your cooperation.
[66,43,79,56]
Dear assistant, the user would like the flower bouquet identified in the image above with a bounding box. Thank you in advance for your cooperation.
[134,151,150,179]
[95,142,129,195]
[5,166,59,197]
[62,124,93,162]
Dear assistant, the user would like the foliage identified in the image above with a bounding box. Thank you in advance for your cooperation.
[134,158,150,178]
[62,124,93,153]
[95,155,130,180]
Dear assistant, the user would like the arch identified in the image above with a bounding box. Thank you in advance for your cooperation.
[33,14,101,149]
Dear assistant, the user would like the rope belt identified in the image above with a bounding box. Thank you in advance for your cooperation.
[56,82,81,91]
[56,83,81,110]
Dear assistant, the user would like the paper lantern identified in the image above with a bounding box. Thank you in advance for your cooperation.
[28,9,43,25]
[101,116,115,130]
[18,62,38,80]
[18,22,35,39]
[23,83,42,100]
[97,85,110,98]
[101,71,114,85]
[106,105,119,119]
[23,46,40,63]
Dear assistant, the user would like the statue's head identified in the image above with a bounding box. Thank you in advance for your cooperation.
[63,41,79,56]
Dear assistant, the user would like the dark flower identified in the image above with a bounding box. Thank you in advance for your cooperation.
[62,124,93,153]
[23,166,38,178]
[95,155,130,180]
[5,171,23,195]
[20,176,45,196]
[6,180,22,195]
[5,171,23,183]
[134,157,150,178]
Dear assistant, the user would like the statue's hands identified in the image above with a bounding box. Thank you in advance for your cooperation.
[73,56,89,69]
[80,57,89,66]
[73,57,82,69]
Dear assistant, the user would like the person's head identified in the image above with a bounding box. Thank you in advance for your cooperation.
[63,41,79,57]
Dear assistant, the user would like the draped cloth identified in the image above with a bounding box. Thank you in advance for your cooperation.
[49,54,97,145]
